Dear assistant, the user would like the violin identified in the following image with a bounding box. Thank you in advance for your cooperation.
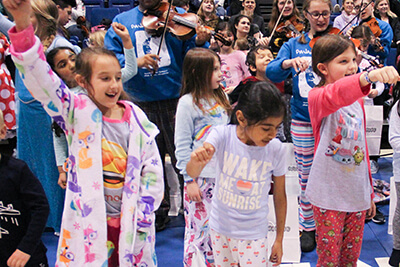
[308,26,341,48]
[352,38,384,69]
[362,17,382,37]
[361,17,384,52]
[275,16,304,39]
[142,1,231,46]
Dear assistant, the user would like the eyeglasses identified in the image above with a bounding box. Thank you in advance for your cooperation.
[354,3,369,10]
[305,10,331,19]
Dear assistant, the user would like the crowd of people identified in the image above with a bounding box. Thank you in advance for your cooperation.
[1,0,400,266]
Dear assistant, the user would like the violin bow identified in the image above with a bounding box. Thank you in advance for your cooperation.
[338,0,372,34]
[269,0,291,38]
[152,0,174,77]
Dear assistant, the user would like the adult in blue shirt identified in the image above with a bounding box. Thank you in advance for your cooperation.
[104,0,210,231]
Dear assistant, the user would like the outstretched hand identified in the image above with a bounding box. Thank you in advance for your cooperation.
[3,0,31,31]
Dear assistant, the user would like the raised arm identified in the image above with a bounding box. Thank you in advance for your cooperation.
[186,142,215,179]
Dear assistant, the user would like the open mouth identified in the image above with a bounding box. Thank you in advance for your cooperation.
[105,92,118,98]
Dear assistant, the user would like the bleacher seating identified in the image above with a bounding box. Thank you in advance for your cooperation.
[84,0,105,26]
[89,7,121,26]
[108,0,134,12]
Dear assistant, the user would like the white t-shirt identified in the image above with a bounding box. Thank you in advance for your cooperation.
[206,124,286,239]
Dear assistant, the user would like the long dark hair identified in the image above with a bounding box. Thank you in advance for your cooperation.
[231,81,286,125]
[181,48,231,113]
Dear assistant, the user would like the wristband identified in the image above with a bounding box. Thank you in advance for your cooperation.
[365,70,376,84]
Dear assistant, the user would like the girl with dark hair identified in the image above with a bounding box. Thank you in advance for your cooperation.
[231,14,257,48]
[175,47,230,267]
[266,0,333,252]
[307,34,398,266]
[186,81,287,267]
[214,21,250,94]
[229,0,265,35]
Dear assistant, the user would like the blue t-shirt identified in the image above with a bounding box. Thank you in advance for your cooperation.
[266,35,321,122]
[206,124,286,240]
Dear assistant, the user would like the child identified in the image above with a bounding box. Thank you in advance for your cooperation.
[175,48,230,267]
[0,109,50,267]
[229,45,274,105]
[186,81,287,266]
[46,22,137,189]
[306,34,399,266]
[215,21,250,94]
[4,0,164,266]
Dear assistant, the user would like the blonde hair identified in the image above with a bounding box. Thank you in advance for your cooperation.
[375,0,397,18]
[31,0,59,51]
[88,30,106,48]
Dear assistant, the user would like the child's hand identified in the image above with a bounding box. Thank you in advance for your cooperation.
[187,180,202,202]
[112,22,131,44]
[269,240,283,266]
[3,0,31,32]
[7,249,31,267]
[190,144,214,165]
[366,200,376,220]
[58,172,67,189]
[368,66,400,85]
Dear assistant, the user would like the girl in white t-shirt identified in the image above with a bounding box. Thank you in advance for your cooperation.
[187,81,287,266]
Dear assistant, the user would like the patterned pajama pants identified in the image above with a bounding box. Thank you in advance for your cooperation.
[291,119,315,231]
[313,206,367,267]
[184,177,215,267]
[210,229,269,267]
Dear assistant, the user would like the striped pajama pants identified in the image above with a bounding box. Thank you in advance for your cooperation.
[291,119,315,231]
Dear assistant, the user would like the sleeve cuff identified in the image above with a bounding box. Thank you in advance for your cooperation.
[9,24,35,52]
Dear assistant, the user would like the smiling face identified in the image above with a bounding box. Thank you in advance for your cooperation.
[278,0,294,17]
[82,55,123,116]
[237,112,283,147]
[235,17,251,35]
[343,0,354,14]
[304,0,331,35]
[318,46,357,85]
[376,0,389,15]
[243,0,256,13]
[53,49,77,87]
